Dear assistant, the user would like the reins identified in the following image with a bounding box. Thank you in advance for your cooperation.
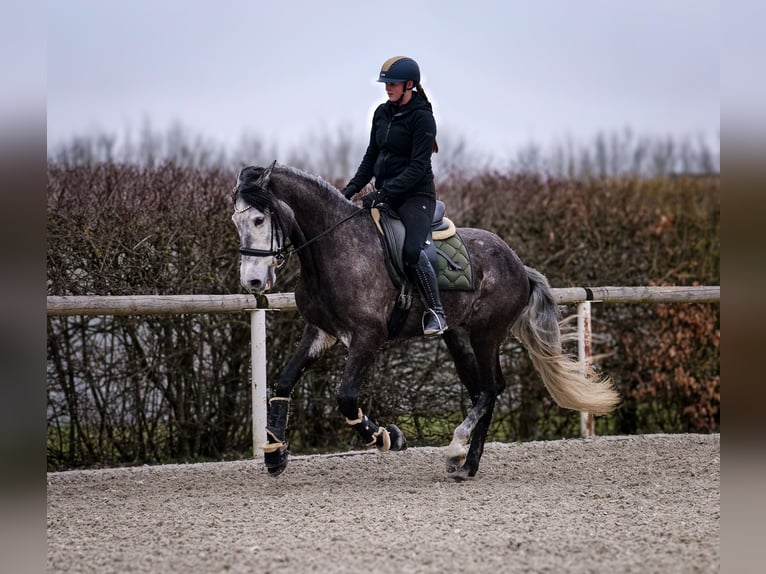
[284,208,364,257]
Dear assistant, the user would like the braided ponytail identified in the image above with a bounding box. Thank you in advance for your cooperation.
[415,82,439,153]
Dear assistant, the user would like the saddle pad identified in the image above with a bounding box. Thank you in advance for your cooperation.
[434,234,474,291]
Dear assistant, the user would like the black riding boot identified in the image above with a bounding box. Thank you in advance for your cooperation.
[408,250,448,336]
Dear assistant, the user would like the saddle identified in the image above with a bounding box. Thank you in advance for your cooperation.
[371,201,475,336]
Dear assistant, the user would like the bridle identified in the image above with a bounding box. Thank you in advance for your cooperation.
[235,188,364,268]
[235,202,290,267]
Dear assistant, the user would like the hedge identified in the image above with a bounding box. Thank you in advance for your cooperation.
[47,162,719,469]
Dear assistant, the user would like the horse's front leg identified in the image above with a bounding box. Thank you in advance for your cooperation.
[264,323,336,476]
[336,336,407,452]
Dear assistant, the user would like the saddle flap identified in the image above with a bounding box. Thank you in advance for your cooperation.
[371,205,408,282]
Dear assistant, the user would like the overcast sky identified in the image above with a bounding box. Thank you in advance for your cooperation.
[47,0,719,165]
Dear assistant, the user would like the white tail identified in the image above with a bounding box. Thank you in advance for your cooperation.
[511,267,620,415]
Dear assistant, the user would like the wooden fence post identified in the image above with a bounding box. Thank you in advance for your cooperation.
[250,310,267,459]
[578,301,595,438]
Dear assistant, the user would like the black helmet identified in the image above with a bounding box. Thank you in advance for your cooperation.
[378,56,420,84]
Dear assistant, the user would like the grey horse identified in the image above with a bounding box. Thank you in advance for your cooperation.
[232,162,619,479]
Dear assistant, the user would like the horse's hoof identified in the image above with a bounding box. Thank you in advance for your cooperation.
[386,424,407,451]
[266,459,288,477]
[445,456,464,474]
[264,443,289,476]
[445,443,467,473]
[447,466,474,481]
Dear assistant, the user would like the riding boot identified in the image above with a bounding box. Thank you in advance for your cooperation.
[408,250,448,336]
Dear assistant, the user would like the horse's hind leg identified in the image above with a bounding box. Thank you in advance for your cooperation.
[264,323,336,476]
[442,328,481,472]
[461,355,506,476]
[443,329,505,479]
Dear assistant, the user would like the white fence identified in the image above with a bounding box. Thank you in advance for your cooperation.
[47,286,720,455]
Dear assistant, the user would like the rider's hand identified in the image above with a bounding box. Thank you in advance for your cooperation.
[362,189,388,209]
[341,185,358,200]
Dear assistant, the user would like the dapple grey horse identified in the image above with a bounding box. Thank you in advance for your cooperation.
[232,162,619,479]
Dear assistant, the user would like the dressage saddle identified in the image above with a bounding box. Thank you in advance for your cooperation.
[371,200,474,336]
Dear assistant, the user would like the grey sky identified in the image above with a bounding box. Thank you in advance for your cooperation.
[47,0,719,165]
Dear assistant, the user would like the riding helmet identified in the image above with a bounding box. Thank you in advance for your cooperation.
[378,56,420,84]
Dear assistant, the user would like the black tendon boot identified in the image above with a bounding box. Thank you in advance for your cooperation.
[345,409,408,452]
[264,397,290,475]
[346,409,391,451]
[409,250,448,335]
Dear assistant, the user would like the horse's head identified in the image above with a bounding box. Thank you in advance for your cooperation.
[232,162,283,294]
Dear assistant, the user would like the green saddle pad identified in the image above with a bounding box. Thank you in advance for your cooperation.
[434,234,475,291]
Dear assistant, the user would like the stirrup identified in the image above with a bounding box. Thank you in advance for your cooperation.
[422,309,447,336]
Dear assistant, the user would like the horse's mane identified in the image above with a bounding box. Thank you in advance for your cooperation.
[235,163,342,211]
[235,166,276,213]
[276,164,341,198]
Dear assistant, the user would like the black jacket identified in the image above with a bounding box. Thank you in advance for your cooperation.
[345,92,436,204]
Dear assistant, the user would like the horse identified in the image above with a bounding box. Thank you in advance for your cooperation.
[232,162,620,479]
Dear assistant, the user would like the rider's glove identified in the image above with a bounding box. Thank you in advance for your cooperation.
[362,189,388,209]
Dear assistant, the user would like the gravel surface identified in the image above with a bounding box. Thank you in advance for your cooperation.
[47,433,719,573]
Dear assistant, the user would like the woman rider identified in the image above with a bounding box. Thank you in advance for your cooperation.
[342,56,448,336]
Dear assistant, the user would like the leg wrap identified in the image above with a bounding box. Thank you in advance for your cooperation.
[263,397,290,451]
[346,409,391,452]
[263,430,286,453]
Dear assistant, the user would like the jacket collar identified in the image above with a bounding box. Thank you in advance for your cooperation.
[385,91,431,115]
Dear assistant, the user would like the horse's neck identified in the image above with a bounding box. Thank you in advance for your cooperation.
[273,172,354,281]
[273,172,352,237]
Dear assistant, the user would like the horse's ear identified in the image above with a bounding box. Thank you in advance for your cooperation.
[258,160,278,188]
[235,167,246,188]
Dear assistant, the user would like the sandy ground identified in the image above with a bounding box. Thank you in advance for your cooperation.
[47,433,719,573]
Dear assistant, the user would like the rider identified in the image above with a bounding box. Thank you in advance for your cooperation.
[342,56,448,336]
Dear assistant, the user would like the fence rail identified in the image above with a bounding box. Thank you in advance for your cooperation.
[47,286,720,317]
[46,286,720,456]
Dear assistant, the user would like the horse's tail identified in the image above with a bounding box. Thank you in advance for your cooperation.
[511,266,620,415]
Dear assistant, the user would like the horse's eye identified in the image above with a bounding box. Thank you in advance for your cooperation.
[254,215,265,226]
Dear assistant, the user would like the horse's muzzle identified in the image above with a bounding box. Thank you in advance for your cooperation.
[247,278,266,293]
[243,276,274,294]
